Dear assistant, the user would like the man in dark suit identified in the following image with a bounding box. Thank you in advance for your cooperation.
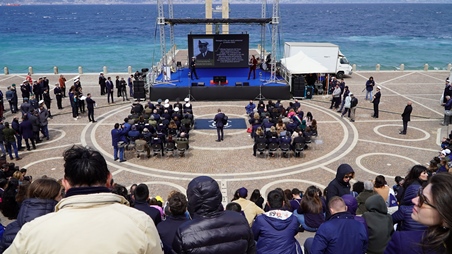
[86,93,96,123]
[214,108,226,142]
[372,86,381,118]
[400,101,412,135]
[190,57,199,80]
[196,40,213,59]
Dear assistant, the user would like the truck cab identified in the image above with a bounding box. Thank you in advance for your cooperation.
[336,51,353,79]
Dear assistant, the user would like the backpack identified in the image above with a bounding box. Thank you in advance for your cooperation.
[222,115,228,125]
[351,97,358,108]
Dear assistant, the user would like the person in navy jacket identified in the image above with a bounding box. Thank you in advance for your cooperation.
[111,123,128,162]
[252,189,302,254]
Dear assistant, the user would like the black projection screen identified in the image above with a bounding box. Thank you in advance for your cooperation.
[188,34,249,68]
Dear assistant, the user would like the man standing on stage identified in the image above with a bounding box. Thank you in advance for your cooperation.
[400,101,412,135]
[248,55,258,80]
[214,108,226,142]
[190,57,199,80]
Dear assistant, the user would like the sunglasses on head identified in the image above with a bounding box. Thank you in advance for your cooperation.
[417,188,437,210]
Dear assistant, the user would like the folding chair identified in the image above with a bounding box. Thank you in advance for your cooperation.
[256,142,267,158]
[280,143,291,158]
[294,143,304,158]
[268,143,279,158]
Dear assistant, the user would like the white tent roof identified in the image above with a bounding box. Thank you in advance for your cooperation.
[280,51,329,74]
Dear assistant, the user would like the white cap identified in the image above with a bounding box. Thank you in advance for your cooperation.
[377,86,381,90]
[164,103,169,108]
[38,100,44,105]
[442,149,451,156]
[184,98,190,102]
[174,107,179,112]
[185,103,191,107]
[349,92,353,96]
[74,78,79,82]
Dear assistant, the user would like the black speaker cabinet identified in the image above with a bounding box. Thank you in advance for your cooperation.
[213,76,227,83]
[243,82,250,86]
[191,82,198,87]
[235,82,242,86]
[133,80,146,99]
[197,82,205,86]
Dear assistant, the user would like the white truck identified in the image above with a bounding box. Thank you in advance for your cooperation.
[283,42,353,79]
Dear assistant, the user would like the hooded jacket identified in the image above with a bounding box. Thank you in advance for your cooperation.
[325,164,354,206]
[363,195,393,254]
[252,210,302,254]
[173,176,255,254]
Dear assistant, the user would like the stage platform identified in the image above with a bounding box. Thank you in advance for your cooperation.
[150,67,290,101]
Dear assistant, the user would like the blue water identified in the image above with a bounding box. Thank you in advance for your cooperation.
[1,3,451,73]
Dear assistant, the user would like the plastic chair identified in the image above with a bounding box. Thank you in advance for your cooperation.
[151,143,163,158]
[165,142,176,157]
[176,141,189,157]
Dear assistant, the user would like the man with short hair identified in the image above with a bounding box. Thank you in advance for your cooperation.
[349,93,358,122]
[98,72,106,96]
[233,187,264,226]
[4,145,163,253]
[106,77,114,104]
[86,93,96,123]
[214,108,226,142]
[133,183,162,226]
[157,191,189,254]
[252,189,302,254]
[172,176,255,254]
[400,101,412,135]
[303,196,368,254]
[372,86,381,118]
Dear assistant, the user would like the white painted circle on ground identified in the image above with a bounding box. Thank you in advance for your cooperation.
[373,124,430,141]
[355,153,421,179]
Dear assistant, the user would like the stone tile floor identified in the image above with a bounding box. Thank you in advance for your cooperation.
[0,70,448,242]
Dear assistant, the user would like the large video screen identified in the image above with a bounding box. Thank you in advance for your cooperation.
[188,34,249,68]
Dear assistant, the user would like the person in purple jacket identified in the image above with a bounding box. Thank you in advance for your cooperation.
[385,173,452,254]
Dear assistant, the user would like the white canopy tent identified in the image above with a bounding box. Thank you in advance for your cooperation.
[280,51,329,92]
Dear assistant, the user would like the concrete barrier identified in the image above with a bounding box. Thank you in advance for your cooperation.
[376,64,380,71]
[103,66,108,74]
[352,64,356,72]
[4,67,9,75]
[78,66,83,74]
[128,66,132,74]
[53,66,58,74]
[424,64,429,71]
[400,64,404,71]
[28,66,33,74]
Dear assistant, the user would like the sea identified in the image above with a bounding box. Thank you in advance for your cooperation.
[1,3,451,74]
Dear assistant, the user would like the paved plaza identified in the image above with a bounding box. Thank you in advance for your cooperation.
[0,70,447,229]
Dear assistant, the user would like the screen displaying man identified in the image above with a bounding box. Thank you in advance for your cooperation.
[195,40,214,60]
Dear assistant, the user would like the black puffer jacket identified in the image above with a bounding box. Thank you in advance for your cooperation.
[325,164,354,218]
[0,198,57,252]
[173,176,255,254]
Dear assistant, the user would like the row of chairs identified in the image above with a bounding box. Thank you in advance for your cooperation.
[255,142,305,158]
[132,141,189,159]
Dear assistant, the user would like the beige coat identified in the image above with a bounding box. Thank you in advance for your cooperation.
[234,197,264,226]
[5,193,163,254]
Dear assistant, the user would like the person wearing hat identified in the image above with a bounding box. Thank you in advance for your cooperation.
[400,101,412,135]
[20,81,31,103]
[190,56,199,80]
[11,84,19,114]
[341,91,352,118]
[442,79,452,105]
[196,40,214,60]
[173,98,182,111]
[53,83,63,110]
[372,86,381,118]
[233,187,264,226]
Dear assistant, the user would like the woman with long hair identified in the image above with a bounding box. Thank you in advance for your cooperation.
[385,173,452,253]
[391,165,429,231]
[293,185,326,232]
[0,178,62,251]
[250,189,264,209]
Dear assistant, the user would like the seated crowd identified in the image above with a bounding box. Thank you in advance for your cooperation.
[245,99,318,158]
[2,148,451,254]
[112,98,194,160]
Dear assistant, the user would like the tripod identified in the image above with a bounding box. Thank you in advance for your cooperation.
[186,81,196,101]
[255,72,265,100]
